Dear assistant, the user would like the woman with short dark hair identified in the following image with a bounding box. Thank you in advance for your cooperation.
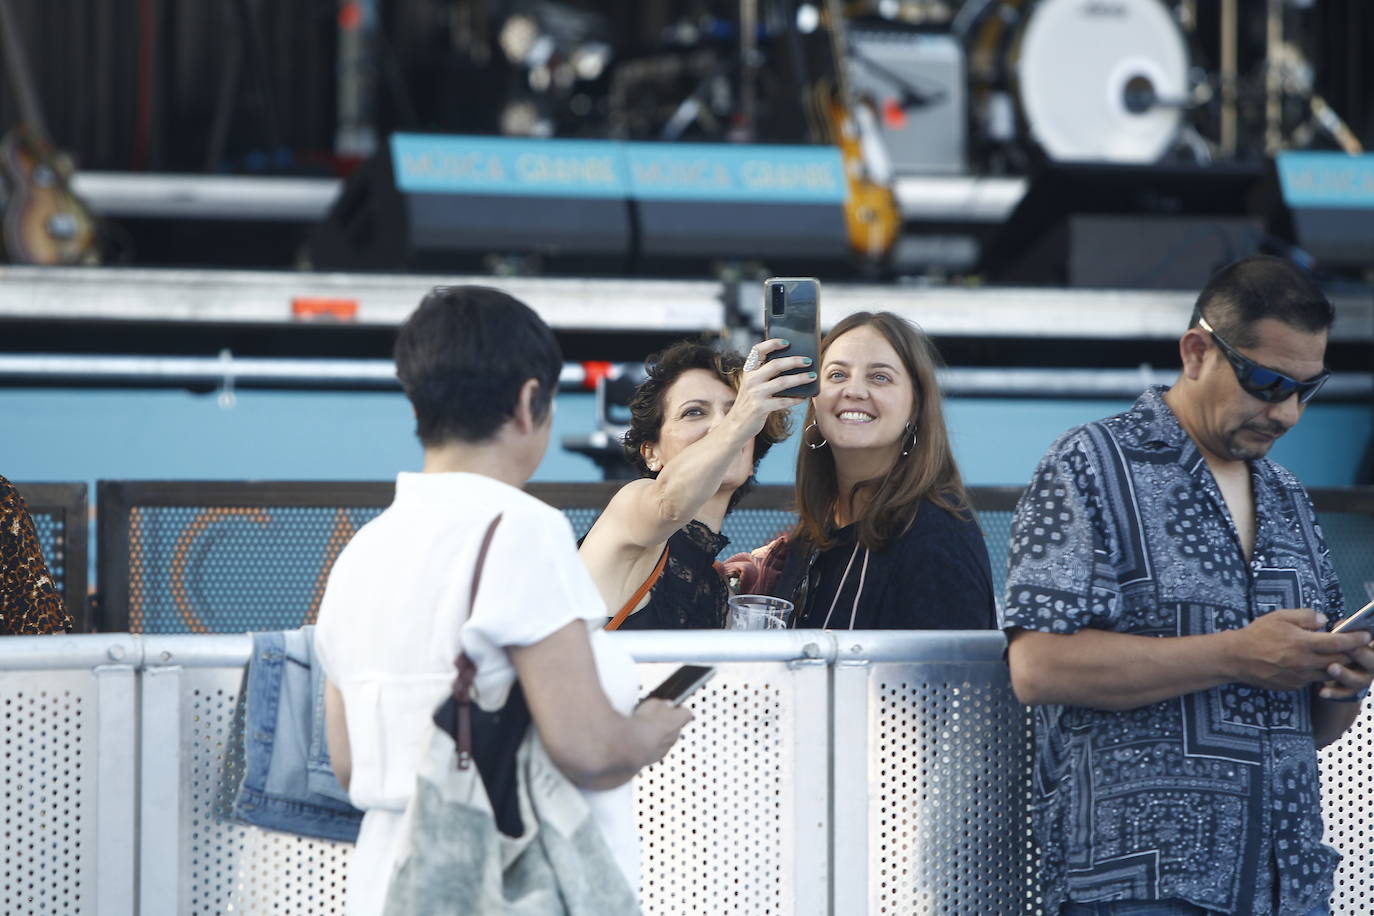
[764,312,995,630]
[315,286,692,915]
[579,337,807,629]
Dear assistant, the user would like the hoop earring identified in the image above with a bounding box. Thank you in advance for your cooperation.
[804,421,828,450]
[900,422,918,458]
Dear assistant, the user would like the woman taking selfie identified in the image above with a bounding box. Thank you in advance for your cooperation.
[757,311,995,630]
[578,338,805,629]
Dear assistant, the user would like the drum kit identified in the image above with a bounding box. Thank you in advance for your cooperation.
[951,0,1361,171]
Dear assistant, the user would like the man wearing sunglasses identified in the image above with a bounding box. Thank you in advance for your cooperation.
[1001,255,1371,916]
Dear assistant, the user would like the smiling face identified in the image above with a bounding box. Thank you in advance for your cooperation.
[813,324,916,460]
[641,368,754,489]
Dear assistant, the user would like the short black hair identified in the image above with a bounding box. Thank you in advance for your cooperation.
[1189,255,1334,347]
[394,285,561,446]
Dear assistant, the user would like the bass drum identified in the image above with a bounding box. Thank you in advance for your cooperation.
[967,0,1190,165]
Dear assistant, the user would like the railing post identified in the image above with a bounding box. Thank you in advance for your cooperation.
[94,650,138,916]
[139,663,185,915]
[790,647,833,916]
[830,657,871,914]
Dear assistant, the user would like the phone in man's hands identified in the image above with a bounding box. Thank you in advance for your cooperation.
[1332,596,1374,633]
[763,277,821,398]
[646,665,716,705]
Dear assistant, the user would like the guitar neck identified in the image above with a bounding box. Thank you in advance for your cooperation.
[0,0,52,143]
[822,0,857,109]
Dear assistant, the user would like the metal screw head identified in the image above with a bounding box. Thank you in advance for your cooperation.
[107,645,126,662]
[160,650,173,664]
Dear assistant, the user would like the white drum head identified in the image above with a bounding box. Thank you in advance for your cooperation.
[1016,0,1188,164]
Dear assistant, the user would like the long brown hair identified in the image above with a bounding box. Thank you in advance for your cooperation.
[793,311,972,552]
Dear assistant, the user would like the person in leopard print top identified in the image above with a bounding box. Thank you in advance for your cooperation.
[0,476,73,634]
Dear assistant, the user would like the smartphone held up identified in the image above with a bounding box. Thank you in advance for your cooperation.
[763,277,821,398]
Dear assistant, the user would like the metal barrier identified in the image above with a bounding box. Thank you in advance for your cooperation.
[10,482,89,631]
[93,481,1374,636]
[90,482,1015,634]
[93,481,803,633]
[5,631,1373,915]
[0,634,138,916]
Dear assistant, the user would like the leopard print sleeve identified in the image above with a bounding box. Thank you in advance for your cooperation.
[0,477,73,635]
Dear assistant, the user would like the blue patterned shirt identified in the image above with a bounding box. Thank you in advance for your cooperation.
[1002,386,1345,916]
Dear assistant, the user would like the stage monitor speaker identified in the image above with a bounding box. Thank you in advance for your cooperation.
[980,162,1271,288]
[626,142,850,262]
[1276,152,1374,269]
[308,133,632,270]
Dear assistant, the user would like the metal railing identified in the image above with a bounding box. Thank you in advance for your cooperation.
[3,631,1372,915]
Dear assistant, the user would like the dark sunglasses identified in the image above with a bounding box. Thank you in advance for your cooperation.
[1197,317,1330,405]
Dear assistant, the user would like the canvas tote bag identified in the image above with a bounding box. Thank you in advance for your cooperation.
[381,514,641,916]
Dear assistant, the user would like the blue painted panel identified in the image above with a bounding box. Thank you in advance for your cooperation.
[1276,152,1374,210]
[624,143,846,203]
[1,389,1365,493]
[390,133,628,199]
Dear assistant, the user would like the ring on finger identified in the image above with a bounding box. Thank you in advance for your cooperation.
[743,348,761,372]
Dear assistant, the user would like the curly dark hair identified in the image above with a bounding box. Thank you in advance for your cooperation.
[622,339,790,505]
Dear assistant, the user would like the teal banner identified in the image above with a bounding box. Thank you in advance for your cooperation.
[1277,152,1374,210]
[391,134,628,199]
[389,133,847,204]
[625,142,846,203]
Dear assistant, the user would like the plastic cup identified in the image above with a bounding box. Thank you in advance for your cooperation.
[726,594,794,630]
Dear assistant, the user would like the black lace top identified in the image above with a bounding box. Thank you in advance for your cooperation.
[616,519,730,630]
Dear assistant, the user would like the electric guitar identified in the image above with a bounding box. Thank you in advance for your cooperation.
[820,0,900,262]
[0,0,98,265]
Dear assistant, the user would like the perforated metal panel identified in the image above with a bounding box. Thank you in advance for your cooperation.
[230,819,352,913]
[720,509,796,561]
[177,668,350,914]
[27,510,68,602]
[633,660,825,916]
[977,509,1015,603]
[125,506,382,632]
[0,672,97,915]
[562,506,602,542]
[1321,702,1374,916]
[1319,511,1374,606]
[862,661,1040,915]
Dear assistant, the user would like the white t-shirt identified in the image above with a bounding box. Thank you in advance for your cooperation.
[314,472,641,916]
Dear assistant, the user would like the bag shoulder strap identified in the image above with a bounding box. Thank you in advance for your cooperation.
[604,543,669,631]
[453,513,504,768]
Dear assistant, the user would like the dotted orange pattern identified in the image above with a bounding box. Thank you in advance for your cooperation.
[0,477,72,635]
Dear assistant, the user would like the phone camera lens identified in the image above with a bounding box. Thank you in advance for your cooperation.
[770,284,785,316]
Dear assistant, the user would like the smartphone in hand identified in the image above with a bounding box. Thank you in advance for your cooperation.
[763,277,821,398]
[647,665,717,705]
[1332,596,1374,633]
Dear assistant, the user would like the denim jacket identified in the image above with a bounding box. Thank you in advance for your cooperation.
[233,626,363,842]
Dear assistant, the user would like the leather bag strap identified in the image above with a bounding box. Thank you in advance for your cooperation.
[604,544,669,632]
[453,513,503,769]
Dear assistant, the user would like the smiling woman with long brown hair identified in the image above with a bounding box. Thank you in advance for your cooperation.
[766,311,995,630]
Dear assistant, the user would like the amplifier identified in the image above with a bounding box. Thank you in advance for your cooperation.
[309,134,853,270]
[627,142,849,260]
[1276,152,1374,268]
[309,134,633,270]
